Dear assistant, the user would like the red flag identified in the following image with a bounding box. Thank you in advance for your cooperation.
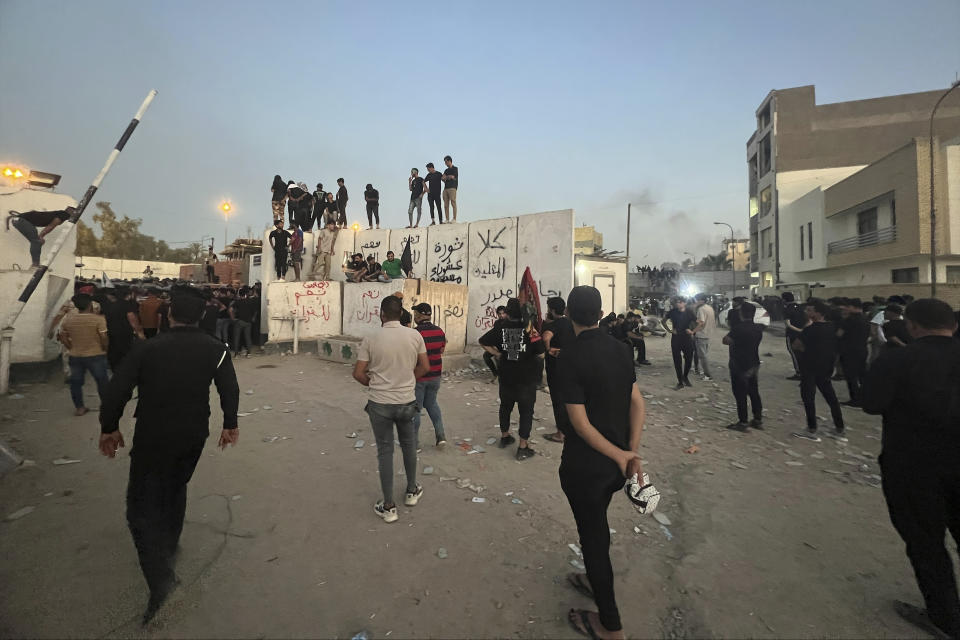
[517,266,542,334]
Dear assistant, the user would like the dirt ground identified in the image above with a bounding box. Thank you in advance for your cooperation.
[0,331,939,639]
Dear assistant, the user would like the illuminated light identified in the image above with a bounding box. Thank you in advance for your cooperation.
[683,286,698,298]
[351,222,360,232]
[3,168,13,177]
[13,169,23,178]
[220,202,232,213]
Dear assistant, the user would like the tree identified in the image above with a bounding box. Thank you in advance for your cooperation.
[699,252,733,271]
[75,220,99,256]
[75,201,201,263]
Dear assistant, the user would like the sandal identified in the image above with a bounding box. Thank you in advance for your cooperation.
[568,609,600,639]
[544,432,565,443]
[566,572,594,599]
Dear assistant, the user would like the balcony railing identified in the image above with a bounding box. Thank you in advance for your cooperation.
[827,226,897,255]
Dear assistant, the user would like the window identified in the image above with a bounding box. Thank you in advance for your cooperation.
[891,199,896,228]
[760,187,772,216]
[799,226,804,260]
[857,207,878,246]
[808,222,813,260]
[760,229,771,258]
[758,103,771,130]
[759,134,772,176]
[892,267,919,284]
[947,266,960,284]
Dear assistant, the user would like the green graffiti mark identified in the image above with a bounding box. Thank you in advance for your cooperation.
[322,342,333,356]
[341,344,353,360]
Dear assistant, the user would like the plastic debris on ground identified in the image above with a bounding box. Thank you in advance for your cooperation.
[52,458,81,465]
[568,543,582,558]
[569,559,585,571]
[437,547,448,559]
[5,506,35,521]
[660,524,674,541]
[653,512,672,526]
[471,496,486,503]
[422,466,434,475]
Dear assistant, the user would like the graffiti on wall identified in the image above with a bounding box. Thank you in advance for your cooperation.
[429,236,467,284]
[289,280,333,323]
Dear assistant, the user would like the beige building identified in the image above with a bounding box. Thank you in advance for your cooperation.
[746,84,960,293]
[574,225,603,255]
[722,238,750,271]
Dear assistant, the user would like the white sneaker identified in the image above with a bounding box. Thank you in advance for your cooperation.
[374,500,398,523]
[702,376,713,381]
[276,278,285,282]
[404,484,424,507]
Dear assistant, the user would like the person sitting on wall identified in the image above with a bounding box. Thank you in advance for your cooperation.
[361,255,384,282]
[344,253,366,282]
[380,251,405,282]
[6,207,77,268]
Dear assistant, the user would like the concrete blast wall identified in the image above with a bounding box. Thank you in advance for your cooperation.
[266,280,342,342]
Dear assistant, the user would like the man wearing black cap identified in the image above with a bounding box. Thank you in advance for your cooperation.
[479,298,545,460]
[558,285,645,640]
[412,302,447,446]
[98,285,240,624]
[863,299,960,638]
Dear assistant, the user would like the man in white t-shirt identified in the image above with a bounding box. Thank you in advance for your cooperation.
[353,295,430,523]
[693,293,717,381]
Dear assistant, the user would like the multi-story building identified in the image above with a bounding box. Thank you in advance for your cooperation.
[574,225,604,256]
[722,237,750,271]
[746,85,960,296]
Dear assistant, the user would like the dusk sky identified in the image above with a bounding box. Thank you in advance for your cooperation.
[2,0,958,266]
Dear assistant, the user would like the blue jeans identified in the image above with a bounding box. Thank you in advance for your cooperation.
[365,400,418,506]
[69,355,109,408]
[414,379,445,443]
[12,217,42,265]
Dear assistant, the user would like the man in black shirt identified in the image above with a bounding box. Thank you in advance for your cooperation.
[782,292,805,380]
[229,288,256,357]
[407,168,425,228]
[863,298,960,638]
[479,298,545,460]
[665,297,697,389]
[723,303,764,431]
[98,286,240,624]
[268,219,291,281]
[106,287,145,370]
[792,299,845,442]
[424,163,444,225]
[361,255,383,282]
[557,285,645,640]
[8,207,76,267]
[336,178,348,227]
[624,312,651,365]
[882,304,911,348]
[313,183,328,225]
[542,297,576,444]
[364,183,380,230]
[837,298,869,406]
[441,155,458,223]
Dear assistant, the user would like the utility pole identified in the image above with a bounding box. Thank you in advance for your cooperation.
[626,202,631,273]
[929,79,960,297]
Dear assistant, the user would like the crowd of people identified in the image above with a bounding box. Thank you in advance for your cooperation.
[269,156,460,233]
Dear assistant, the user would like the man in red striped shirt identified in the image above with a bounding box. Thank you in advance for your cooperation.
[412,303,447,447]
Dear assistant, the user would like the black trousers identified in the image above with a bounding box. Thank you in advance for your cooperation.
[366,202,379,226]
[483,351,499,376]
[126,445,204,597]
[427,192,442,220]
[498,380,536,440]
[559,462,626,632]
[671,334,694,383]
[839,350,866,403]
[800,372,844,430]
[882,459,960,636]
[546,361,570,433]
[729,362,762,423]
[629,337,646,362]
[274,251,288,279]
[785,333,801,375]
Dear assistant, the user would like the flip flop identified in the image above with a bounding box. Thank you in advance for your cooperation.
[544,432,565,443]
[893,600,951,639]
[568,609,600,640]
[566,572,594,599]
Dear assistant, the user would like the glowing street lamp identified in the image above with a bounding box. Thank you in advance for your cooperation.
[351,222,360,232]
[2,166,26,179]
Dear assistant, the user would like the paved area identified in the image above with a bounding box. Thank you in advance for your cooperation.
[0,333,935,638]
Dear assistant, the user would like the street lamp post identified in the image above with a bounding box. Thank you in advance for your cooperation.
[929,79,960,297]
[714,221,735,298]
[220,202,232,255]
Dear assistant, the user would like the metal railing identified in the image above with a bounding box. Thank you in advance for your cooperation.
[827,226,897,254]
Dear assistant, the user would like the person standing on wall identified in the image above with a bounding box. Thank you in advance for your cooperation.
[408,168,425,228]
[288,221,304,282]
[98,285,240,625]
[314,220,339,281]
[336,178,349,228]
[424,163,444,225]
[204,247,218,284]
[269,219,291,282]
[270,175,287,225]
[313,182,329,225]
[352,295,430,523]
[364,183,380,230]
[441,155,458,223]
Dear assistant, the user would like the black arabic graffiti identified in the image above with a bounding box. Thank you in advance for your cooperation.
[430,237,466,284]
[477,226,507,257]
[361,240,381,250]
[474,256,506,280]
[539,280,562,298]
[434,239,464,263]
[481,288,514,306]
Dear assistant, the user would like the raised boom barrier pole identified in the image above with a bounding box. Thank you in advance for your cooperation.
[0,90,157,394]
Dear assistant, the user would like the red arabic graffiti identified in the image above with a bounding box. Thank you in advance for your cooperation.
[475,305,497,329]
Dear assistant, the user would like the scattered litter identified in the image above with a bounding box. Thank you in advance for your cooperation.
[803,541,819,551]
[262,436,279,443]
[266,556,279,562]
[471,496,486,503]
[504,491,514,496]
[659,524,673,541]
[262,405,273,410]
[784,449,802,458]
[43,492,53,497]
[354,440,365,449]
[52,458,81,466]
[511,498,523,504]
[283,400,296,404]
[467,449,480,455]
[684,445,699,454]
[351,632,369,640]
[423,466,434,475]
[473,446,486,454]
[785,461,805,467]
[231,495,242,501]
[346,432,358,438]
[568,543,582,558]
[19,460,36,468]
[245,389,254,395]
[237,412,253,417]
[281,409,294,413]
[609,528,616,534]
[437,548,448,559]
[731,462,748,470]
[456,478,471,488]
[822,469,844,475]
[9,394,24,400]
[569,559,585,571]
[5,506,35,521]
[810,452,825,460]
[306,419,313,423]
[486,437,498,445]
[653,512,672,526]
